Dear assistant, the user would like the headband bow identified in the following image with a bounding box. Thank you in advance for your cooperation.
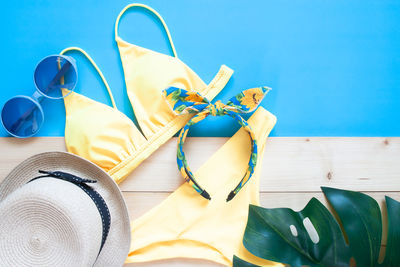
[163,86,271,201]
[164,86,271,117]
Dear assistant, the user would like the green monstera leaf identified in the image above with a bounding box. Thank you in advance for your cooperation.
[235,187,400,267]
[233,256,261,267]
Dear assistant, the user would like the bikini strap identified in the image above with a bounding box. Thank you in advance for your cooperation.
[60,47,117,109]
[115,3,178,58]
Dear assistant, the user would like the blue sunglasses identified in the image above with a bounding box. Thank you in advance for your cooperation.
[1,55,77,138]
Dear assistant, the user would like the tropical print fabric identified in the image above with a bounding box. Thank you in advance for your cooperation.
[163,86,270,201]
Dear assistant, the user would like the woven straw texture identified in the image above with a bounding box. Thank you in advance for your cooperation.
[0,151,130,267]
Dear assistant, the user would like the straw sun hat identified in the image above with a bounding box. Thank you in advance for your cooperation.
[0,152,131,267]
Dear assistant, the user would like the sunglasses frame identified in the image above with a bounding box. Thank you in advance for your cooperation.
[1,54,77,138]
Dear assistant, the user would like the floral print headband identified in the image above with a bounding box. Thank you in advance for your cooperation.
[163,86,271,202]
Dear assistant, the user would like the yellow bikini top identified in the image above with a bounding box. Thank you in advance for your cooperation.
[61,4,233,183]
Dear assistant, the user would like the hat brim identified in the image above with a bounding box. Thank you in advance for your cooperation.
[0,151,131,267]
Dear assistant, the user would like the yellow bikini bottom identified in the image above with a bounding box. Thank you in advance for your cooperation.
[125,107,283,267]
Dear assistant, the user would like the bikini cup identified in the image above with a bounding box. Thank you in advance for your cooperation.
[62,4,233,184]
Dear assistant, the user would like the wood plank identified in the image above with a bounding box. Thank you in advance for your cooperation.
[122,191,399,267]
[1,137,399,192]
[123,191,400,229]
[0,137,66,179]
[0,137,398,267]
[118,137,400,192]
[124,258,224,267]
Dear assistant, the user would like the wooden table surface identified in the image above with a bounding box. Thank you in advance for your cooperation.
[1,137,399,266]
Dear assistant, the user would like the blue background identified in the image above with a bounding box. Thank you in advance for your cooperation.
[1,0,399,137]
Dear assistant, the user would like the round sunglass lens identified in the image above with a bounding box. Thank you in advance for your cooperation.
[34,55,77,99]
[1,97,44,138]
